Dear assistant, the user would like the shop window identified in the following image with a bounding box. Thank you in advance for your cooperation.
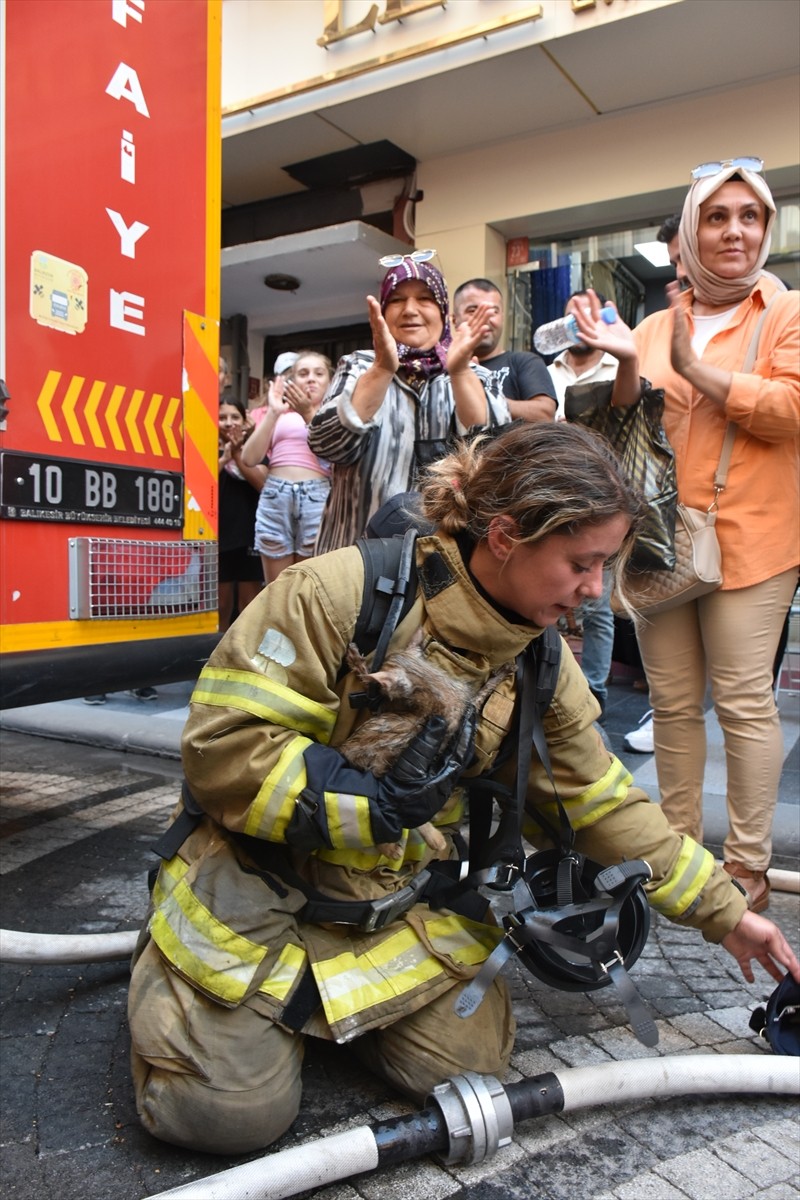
[508,196,799,353]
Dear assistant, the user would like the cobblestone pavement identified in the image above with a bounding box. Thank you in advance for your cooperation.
[1,727,798,1200]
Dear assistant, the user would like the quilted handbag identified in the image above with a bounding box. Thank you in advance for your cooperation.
[613,293,779,618]
[565,379,677,572]
[619,502,722,616]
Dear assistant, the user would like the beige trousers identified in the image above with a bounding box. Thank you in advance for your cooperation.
[128,938,515,1155]
[636,566,798,871]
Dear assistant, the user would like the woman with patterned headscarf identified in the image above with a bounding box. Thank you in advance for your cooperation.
[308,254,510,553]
[573,158,799,915]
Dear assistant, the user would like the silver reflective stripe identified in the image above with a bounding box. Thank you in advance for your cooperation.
[193,667,335,742]
[245,735,311,839]
[150,878,266,1005]
[649,837,715,918]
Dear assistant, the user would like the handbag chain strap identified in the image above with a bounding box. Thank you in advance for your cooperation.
[712,292,781,502]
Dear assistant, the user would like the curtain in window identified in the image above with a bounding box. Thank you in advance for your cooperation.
[529,264,571,348]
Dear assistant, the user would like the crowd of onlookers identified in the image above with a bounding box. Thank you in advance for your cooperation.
[216,259,636,726]
[217,173,797,919]
[216,260,564,616]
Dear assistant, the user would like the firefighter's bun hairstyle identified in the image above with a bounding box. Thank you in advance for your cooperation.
[419,420,645,579]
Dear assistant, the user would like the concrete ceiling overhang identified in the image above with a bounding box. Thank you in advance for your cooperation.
[220,0,800,334]
[222,222,414,337]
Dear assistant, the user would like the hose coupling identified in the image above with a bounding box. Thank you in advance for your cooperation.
[427,1071,514,1165]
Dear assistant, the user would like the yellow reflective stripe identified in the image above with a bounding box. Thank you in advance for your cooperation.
[649,837,716,918]
[423,915,502,963]
[315,927,438,1023]
[399,831,431,862]
[245,736,311,839]
[436,793,465,825]
[325,790,374,848]
[192,666,335,742]
[315,845,406,870]
[151,853,190,906]
[540,757,632,831]
[150,878,266,1005]
[314,916,496,1024]
[257,942,307,1002]
[315,802,463,867]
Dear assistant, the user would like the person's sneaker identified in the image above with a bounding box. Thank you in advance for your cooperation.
[83,694,107,705]
[624,710,654,753]
[127,687,158,701]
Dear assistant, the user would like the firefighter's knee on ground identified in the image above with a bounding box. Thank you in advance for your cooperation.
[128,938,305,1153]
[134,1055,302,1154]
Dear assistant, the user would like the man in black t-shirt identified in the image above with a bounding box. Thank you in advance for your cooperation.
[453,278,556,422]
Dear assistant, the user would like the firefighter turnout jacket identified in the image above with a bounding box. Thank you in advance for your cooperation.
[147,532,747,1044]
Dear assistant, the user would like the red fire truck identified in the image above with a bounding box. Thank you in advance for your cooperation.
[1,0,222,707]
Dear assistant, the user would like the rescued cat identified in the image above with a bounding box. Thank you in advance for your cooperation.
[342,632,512,857]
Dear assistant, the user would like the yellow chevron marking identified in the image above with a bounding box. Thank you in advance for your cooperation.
[62,375,86,445]
[36,370,62,442]
[144,393,164,456]
[84,379,107,449]
[125,388,145,454]
[106,385,126,451]
[162,395,181,459]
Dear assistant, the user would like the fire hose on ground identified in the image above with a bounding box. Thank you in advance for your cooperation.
[1,872,797,1199]
[0,927,140,964]
[2,866,798,965]
[142,1056,799,1200]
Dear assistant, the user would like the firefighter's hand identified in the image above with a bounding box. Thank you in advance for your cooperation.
[722,911,800,985]
[291,715,477,850]
[375,708,477,840]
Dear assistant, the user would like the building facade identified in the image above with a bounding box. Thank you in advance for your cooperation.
[219,0,800,393]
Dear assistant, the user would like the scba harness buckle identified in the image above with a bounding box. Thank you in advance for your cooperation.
[360,868,432,932]
[456,851,657,1046]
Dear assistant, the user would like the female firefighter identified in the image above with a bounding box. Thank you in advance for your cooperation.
[128,421,799,1155]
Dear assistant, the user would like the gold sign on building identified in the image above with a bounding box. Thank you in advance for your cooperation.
[318,0,447,48]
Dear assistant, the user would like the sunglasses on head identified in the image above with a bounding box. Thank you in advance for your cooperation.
[690,157,763,181]
[379,248,437,268]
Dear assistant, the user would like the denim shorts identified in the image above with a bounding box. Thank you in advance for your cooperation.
[255,476,330,559]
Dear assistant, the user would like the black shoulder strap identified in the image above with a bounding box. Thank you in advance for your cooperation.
[534,625,561,723]
[347,528,419,709]
[351,489,430,662]
[464,627,562,877]
[351,528,418,664]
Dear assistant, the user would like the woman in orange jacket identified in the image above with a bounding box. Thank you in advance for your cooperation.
[574,157,799,912]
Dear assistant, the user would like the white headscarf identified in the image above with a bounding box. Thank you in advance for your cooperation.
[678,164,776,307]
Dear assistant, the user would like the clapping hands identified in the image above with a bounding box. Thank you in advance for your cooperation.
[447,301,495,375]
[282,378,317,424]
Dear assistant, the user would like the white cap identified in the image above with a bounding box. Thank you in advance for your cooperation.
[273,352,299,376]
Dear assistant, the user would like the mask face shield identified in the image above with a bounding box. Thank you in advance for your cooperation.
[456,849,656,1047]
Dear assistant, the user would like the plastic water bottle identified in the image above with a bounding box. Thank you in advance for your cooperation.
[533,304,617,354]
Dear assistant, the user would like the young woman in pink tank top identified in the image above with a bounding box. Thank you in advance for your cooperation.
[242,351,333,583]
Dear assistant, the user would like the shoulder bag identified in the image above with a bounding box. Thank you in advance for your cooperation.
[618,294,778,617]
[565,378,677,572]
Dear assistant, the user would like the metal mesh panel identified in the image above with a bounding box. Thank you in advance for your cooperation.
[69,538,218,620]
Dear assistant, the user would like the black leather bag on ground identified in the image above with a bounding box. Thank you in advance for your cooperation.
[565,379,677,572]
